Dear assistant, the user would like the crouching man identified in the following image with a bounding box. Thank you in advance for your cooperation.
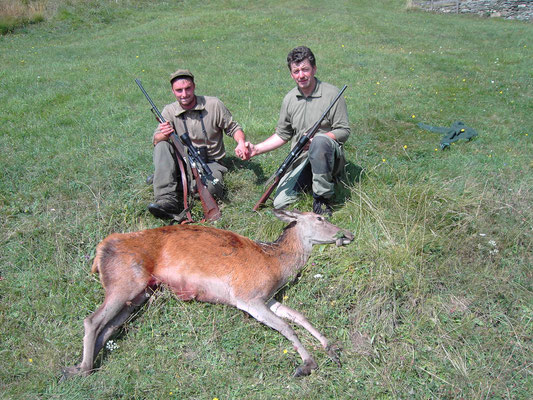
[149,69,249,220]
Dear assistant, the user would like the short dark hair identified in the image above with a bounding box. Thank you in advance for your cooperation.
[287,46,316,69]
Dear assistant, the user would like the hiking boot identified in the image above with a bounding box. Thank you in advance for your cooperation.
[147,200,181,220]
[312,195,333,217]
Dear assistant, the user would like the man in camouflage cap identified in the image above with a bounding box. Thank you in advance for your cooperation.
[149,69,249,220]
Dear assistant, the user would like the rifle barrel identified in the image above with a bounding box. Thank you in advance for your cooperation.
[135,79,165,122]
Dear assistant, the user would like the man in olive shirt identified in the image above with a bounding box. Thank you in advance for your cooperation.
[246,46,350,215]
[150,69,249,220]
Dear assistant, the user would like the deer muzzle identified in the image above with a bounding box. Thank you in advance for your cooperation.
[335,230,354,247]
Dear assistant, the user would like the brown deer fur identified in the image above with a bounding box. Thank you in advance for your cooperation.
[62,209,353,379]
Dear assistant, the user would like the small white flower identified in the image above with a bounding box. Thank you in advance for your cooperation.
[479,233,487,237]
[489,249,499,255]
[488,240,497,247]
[314,274,324,279]
[106,340,119,351]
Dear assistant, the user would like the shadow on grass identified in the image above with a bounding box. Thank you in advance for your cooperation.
[225,155,268,183]
[225,157,365,210]
[335,162,365,206]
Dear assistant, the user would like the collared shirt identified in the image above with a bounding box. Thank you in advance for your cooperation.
[275,78,350,147]
[154,95,242,161]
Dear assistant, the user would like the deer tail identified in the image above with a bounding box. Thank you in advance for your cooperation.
[91,255,100,274]
[90,241,107,275]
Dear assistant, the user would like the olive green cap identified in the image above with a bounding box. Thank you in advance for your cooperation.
[169,69,194,84]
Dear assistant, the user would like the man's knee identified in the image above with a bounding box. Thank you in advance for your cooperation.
[153,141,178,175]
[310,135,334,153]
[153,141,173,158]
[273,193,297,209]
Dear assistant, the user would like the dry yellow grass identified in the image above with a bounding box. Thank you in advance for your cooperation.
[0,0,46,19]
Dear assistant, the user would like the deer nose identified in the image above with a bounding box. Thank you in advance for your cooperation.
[336,230,354,246]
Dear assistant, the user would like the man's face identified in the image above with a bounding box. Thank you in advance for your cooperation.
[171,78,196,109]
[289,59,317,94]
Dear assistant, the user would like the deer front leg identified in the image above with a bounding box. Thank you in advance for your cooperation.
[238,299,318,377]
[267,299,341,366]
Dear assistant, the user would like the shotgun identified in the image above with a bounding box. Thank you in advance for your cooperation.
[253,84,347,211]
[136,79,221,221]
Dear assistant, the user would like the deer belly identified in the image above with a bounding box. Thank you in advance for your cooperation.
[166,276,232,304]
[170,283,199,301]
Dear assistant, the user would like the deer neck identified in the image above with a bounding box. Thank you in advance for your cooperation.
[259,223,313,279]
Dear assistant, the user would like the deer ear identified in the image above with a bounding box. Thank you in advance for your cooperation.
[273,209,301,223]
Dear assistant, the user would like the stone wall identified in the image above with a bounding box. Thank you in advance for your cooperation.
[412,0,533,21]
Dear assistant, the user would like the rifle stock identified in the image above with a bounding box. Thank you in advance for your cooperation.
[253,84,347,211]
[135,78,221,221]
[252,176,280,211]
[192,167,221,221]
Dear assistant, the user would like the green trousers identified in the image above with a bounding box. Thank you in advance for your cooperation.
[273,135,345,209]
[153,141,226,203]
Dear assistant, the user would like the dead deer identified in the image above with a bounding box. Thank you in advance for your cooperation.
[62,209,354,379]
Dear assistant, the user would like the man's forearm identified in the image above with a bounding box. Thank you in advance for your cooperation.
[153,132,168,145]
[233,129,246,146]
[254,133,287,155]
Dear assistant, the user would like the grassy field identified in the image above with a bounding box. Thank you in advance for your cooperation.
[1,0,532,398]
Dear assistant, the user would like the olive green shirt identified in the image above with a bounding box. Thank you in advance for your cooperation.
[275,78,350,146]
[154,95,242,161]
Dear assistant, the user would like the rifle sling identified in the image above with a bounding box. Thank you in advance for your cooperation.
[168,135,193,223]
[180,111,209,150]
[177,112,221,221]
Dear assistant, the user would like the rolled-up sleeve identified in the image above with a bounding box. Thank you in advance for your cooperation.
[216,99,242,137]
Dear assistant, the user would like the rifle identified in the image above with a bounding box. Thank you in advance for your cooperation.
[252,84,347,211]
[135,79,221,222]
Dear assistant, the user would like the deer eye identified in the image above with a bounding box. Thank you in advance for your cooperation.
[316,216,324,222]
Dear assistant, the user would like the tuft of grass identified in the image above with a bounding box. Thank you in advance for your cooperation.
[0,0,157,34]
[0,0,45,34]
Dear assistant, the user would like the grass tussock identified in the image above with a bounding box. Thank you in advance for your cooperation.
[0,0,45,33]
[0,0,153,33]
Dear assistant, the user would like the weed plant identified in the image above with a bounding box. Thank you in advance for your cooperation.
[1,0,531,399]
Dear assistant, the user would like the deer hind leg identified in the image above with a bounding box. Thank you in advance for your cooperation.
[92,287,153,362]
[267,299,341,367]
[62,284,150,380]
[239,299,317,377]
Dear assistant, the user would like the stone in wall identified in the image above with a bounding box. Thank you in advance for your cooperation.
[412,0,533,21]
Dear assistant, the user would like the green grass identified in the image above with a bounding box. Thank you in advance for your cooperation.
[1,0,532,398]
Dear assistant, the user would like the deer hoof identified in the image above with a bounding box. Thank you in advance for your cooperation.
[326,344,342,367]
[293,359,318,378]
[60,365,89,382]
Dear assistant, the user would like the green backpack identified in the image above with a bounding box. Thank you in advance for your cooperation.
[418,121,478,150]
